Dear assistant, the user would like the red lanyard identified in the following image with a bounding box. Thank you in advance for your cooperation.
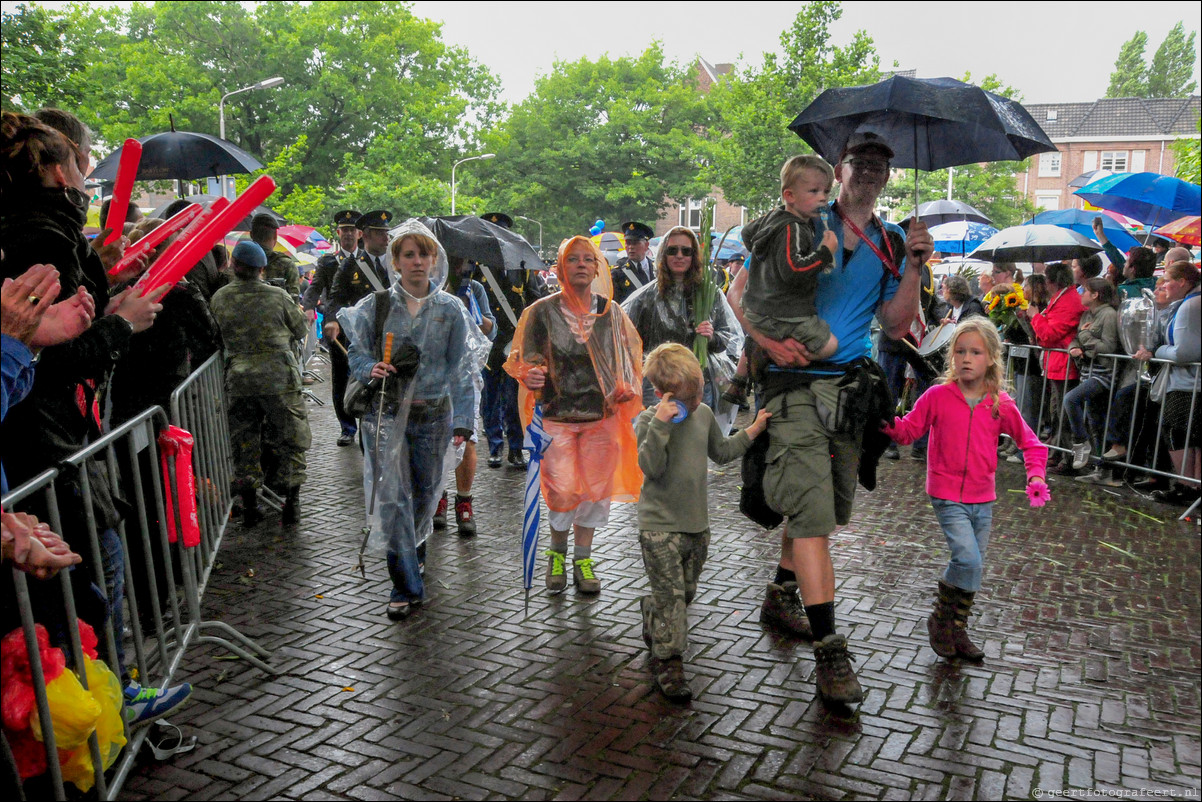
[833,202,900,279]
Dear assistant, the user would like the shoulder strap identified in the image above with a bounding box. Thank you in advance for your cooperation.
[372,289,390,358]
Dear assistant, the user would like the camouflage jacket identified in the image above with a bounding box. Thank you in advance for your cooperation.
[264,250,300,298]
[211,277,309,396]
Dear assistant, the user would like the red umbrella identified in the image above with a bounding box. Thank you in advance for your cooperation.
[277,224,331,250]
[1155,215,1200,247]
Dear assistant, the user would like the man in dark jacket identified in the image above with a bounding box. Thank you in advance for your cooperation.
[611,221,655,304]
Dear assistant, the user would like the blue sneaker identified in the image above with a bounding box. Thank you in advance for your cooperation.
[123,681,193,729]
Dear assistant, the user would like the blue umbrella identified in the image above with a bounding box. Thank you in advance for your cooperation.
[522,402,553,612]
[929,220,998,255]
[710,225,747,260]
[1073,172,1201,226]
[1024,209,1141,253]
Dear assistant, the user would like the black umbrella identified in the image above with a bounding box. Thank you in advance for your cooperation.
[788,75,1057,207]
[410,215,542,271]
[90,131,264,183]
[900,199,993,228]
[151,195,284,231]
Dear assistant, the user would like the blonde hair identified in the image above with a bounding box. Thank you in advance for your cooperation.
[390,231,439,261]
[781,154,834,194]
[644,343,703,398]
[941,317,1006,417]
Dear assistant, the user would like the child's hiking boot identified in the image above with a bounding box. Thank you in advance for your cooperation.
[573,558,601,594]
[760,581,813,639]
[812,634,864,705]
[454,495,476,537]
[545,550,567,593]
[433,491,448,528]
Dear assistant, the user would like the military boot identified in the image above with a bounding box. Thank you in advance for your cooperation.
[951,586,986,662]
[281,487,301,526]
[760,581,813,639]
[241,486,263,527]
[812,634,864,705]
[928,580,958,659]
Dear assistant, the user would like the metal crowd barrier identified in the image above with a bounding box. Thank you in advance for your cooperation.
[1004,343,1200,520]
[300,315,327,407]
[2,354,275,799]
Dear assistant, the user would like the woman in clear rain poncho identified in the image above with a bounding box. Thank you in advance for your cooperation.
[621,226,743,430]
[340,220,487,621]
[505,236,644,595]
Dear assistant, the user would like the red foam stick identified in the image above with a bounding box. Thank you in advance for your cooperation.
[107,203,202,276]
[139,176,276,297]
[135,199,228,290]
[102,139,142,245]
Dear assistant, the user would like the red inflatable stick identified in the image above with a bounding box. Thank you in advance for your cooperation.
[138,176,276,297]
[132,199,227,290]
[102,139,142,245]
[157,426,200,548]
[107,203,201,277]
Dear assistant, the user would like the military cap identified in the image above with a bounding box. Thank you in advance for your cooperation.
[356,210,394,230]
[481,212,513,229]
[334,209,361,227]
[231,240,268,269]
[250,212,280,230]
[620,221,654,242]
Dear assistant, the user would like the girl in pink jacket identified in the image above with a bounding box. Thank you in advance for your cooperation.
[883,318,1049,662]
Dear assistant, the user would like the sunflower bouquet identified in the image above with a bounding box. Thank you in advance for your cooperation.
[984,282,1028,329]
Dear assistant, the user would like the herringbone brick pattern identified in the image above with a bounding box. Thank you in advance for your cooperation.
[122,361,1201,800]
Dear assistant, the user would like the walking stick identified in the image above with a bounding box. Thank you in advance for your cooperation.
[356,331,394,577]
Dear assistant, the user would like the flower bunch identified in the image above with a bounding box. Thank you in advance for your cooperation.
[984,283,1029,329]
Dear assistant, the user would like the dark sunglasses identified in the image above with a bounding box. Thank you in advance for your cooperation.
[664,246,694,257]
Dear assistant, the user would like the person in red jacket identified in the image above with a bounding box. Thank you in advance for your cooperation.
[884,318,1048,660]
[1015,262,1083,467]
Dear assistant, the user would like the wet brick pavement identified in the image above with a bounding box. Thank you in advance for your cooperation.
[123,359,1201,801]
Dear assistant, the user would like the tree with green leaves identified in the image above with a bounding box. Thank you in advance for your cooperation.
[1146,22,1198,98]
[1106,31,1149,98]
[704,1,880,214]
[477,43,710,247]
[1171,118,1201,184]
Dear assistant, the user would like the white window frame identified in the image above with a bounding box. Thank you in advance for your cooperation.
[679,198,705,231]
[1038,151,1061,177]
[1100,150,1128,171]
[1035,193,1061,211]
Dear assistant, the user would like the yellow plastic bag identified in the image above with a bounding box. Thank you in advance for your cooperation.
[55,656,126,793]
[30,668,99,751]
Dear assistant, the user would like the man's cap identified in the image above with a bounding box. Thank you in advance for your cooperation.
[334,209,361,227]
[250,212,280,230]
[231,240,268,269]
[356,210,394,230]
[481,212,513,229]
[621,221,654,242]
[840,131,895,161]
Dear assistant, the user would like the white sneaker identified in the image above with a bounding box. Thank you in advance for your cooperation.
[1006,453,1023,464]
[1071,441,1091,470]
[1076,468,1122,488]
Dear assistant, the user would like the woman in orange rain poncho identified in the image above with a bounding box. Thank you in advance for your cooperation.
[505,235,644,595]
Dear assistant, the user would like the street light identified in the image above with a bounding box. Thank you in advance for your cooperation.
[450,153,495,215]
[516,215,543,255]
[218,76,286,198]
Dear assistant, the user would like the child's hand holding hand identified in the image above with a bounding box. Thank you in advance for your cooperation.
[821,229,838,254]
[653,392,678,423]
[746,408,772,439]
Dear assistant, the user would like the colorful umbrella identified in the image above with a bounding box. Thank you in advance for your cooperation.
[1154,215,1201,247]
[277,224,330,250]
[1073,172,1201,226]
[1025,208,1140,253]
[970,224,1102,263]
[593,231,626,252]
[522,402,553,613]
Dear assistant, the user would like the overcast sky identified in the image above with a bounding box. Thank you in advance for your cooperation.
[410,0,1200,105]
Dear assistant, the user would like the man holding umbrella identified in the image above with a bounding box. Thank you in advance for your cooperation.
[731,132,932,705]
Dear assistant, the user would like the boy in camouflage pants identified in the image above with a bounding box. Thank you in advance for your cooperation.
[635,344,770,700]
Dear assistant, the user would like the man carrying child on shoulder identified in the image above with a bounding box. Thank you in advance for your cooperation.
[635,344,770,700]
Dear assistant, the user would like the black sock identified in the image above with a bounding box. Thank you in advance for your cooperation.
[774,565,797,585]
[805,602,836,641]
[456,494,472,503]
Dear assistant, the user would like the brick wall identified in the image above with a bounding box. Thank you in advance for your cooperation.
[1023,139,1183,211]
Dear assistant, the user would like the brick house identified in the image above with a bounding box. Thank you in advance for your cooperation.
[1018,95,1200,213]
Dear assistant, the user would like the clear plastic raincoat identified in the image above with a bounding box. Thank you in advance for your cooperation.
[339,219,489,602]
[504,236,644,513]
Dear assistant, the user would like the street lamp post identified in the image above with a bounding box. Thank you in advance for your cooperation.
[450,153,495,215]
[218,76,286,198]
[516,215,543,255]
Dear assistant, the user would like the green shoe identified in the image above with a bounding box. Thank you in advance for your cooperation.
[573,558,601,594]
[545,550,566,593]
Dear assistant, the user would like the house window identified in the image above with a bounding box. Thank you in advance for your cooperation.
[679,199,705,230]
[1038,151,1061,177]
[1035,193,1060,211]
[1100,150,1128,171]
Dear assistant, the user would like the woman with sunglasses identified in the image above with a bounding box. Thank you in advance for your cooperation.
[621,226,743,419]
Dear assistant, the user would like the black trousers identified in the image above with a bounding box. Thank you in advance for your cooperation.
[329,330,356,433]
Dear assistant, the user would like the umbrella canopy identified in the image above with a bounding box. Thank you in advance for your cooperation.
[1025,208,1141,253]
[522,402,553,612]
[593,231,626,252]
[1067,169,1115,190]
[1155,215,1201,247]
[970,224,1102,263]
[410,215,542,272]
[929,221,999,254]
[1073,172,1201,226]
[277,224,332,252]
[900,199,993,228]
[788,75,1057,172]
[91,131,263,182]
[151,195,284,232]
[710,225,747,260]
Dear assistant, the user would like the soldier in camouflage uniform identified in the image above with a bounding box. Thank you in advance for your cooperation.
[211,241,312,526]
[250,213,301,299]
